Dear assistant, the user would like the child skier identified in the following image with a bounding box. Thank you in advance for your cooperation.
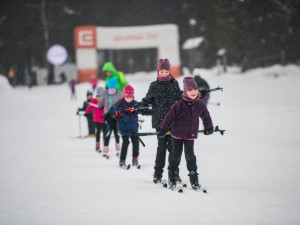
[135,59,182,183]
[77,90,95,137]
[97,77,123,157]
[159,77,214,190]
[109,85,145,167]
[85,87,106,152]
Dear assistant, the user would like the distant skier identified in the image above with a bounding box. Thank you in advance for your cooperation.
[77,90,95,137]
[109,85,142,167]
[102,62,129,92]
[86,87,106,152]
[8,66,15,87]
[25,74,33,89]
[159,77,214,190]
[89,74,98,92]
[69,77,77,100]
[97,77,123,158]
[193,74,210,105]
[134,59,182,184]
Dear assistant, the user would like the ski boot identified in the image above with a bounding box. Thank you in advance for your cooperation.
[168,171,177,189]
[189,171,201,190]
[174,170,182,184]
[96,142,101,152]
[116,143,120,157]
[132,157,138,166]
[153,174,162,184]
[119,160,125,167]
[103,146,109,158]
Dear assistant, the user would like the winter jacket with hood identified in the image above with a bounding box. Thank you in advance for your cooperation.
[141,77,182,129]
[97,89,123,114]
[161,98,213,139]
[102,62,129,92]
[86,98,105,123]
[109,99,139,136]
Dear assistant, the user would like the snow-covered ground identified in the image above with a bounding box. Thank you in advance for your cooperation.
[1,65,300,225]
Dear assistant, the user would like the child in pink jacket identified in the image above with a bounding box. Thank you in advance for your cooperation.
[86,87,107,152]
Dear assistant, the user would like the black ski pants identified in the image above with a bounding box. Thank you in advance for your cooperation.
[94,122,107,142]
[168,137,197,173]
[120,135,139,161]
[87,117,95,135]
[154,128,173,176]
[104,119,120,146]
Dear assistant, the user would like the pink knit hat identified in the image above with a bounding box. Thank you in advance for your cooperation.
[123,85,134,98]
[183,77,198,93]
[157,59,171,72]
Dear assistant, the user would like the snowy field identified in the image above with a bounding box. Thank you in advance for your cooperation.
[1,65,300,225]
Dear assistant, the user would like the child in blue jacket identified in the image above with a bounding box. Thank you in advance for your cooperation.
[110,85,149,167]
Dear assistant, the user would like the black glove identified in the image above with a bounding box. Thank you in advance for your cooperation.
[104,113,112,121]
[134,101,144,109]
[158,129,168,138]
[204,128,214,135]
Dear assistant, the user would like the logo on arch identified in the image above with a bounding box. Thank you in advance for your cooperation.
[75,26,97,49]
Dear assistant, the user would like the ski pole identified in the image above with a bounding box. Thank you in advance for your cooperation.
[128,133,146,147]
[208,86,223,92]
[133,126,226,137]
[78,114,82,138]
[111,105,151,118]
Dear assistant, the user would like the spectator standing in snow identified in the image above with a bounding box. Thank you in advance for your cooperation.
[97,77,123,158]
[135,59,182,184]
[86,87,106,152]
[102,62,129,92]
[160,77,214,189]
[77,90,95,137]
[69,77,77,100]
[193,74,210,105]
[109,85,150,167]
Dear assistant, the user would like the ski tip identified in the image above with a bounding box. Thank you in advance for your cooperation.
[163,183,168,188]
[178,189,183,193]
[127,164,131,170]
[137,165,141,169]
[203,189,207,194]
[183,184,187,188]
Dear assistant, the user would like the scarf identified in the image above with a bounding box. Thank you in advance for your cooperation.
[182,92,200,102]
[157,74,172,82]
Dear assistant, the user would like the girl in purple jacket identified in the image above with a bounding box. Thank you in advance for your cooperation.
[160,77,214,190]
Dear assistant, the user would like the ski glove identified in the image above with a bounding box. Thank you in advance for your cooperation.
[134,101,144,109]
[204,128,214,135]
[158,129,168,138]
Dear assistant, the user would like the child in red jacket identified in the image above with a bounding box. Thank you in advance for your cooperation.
[86,87,107,152]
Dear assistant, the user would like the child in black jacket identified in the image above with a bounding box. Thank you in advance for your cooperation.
[136,59,182,183]
[77,90,95,136]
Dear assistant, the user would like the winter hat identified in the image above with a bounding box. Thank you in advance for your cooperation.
[95,87,104,96]
[86,90,93,96]
[157,58,171,72]
[107,77,118,89]
[123,85,134,98]
[183,77,198,93]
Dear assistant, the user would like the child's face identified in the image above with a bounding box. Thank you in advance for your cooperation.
[186,89,199,99]
[105,71,112,76]
[158,69,170,77]
[125,97,133,103]
[108,88,116,92]
[87,95,92,100]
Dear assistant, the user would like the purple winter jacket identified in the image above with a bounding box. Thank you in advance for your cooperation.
[161,99,213,139]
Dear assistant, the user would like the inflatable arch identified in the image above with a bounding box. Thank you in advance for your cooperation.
[74,24,181,83]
